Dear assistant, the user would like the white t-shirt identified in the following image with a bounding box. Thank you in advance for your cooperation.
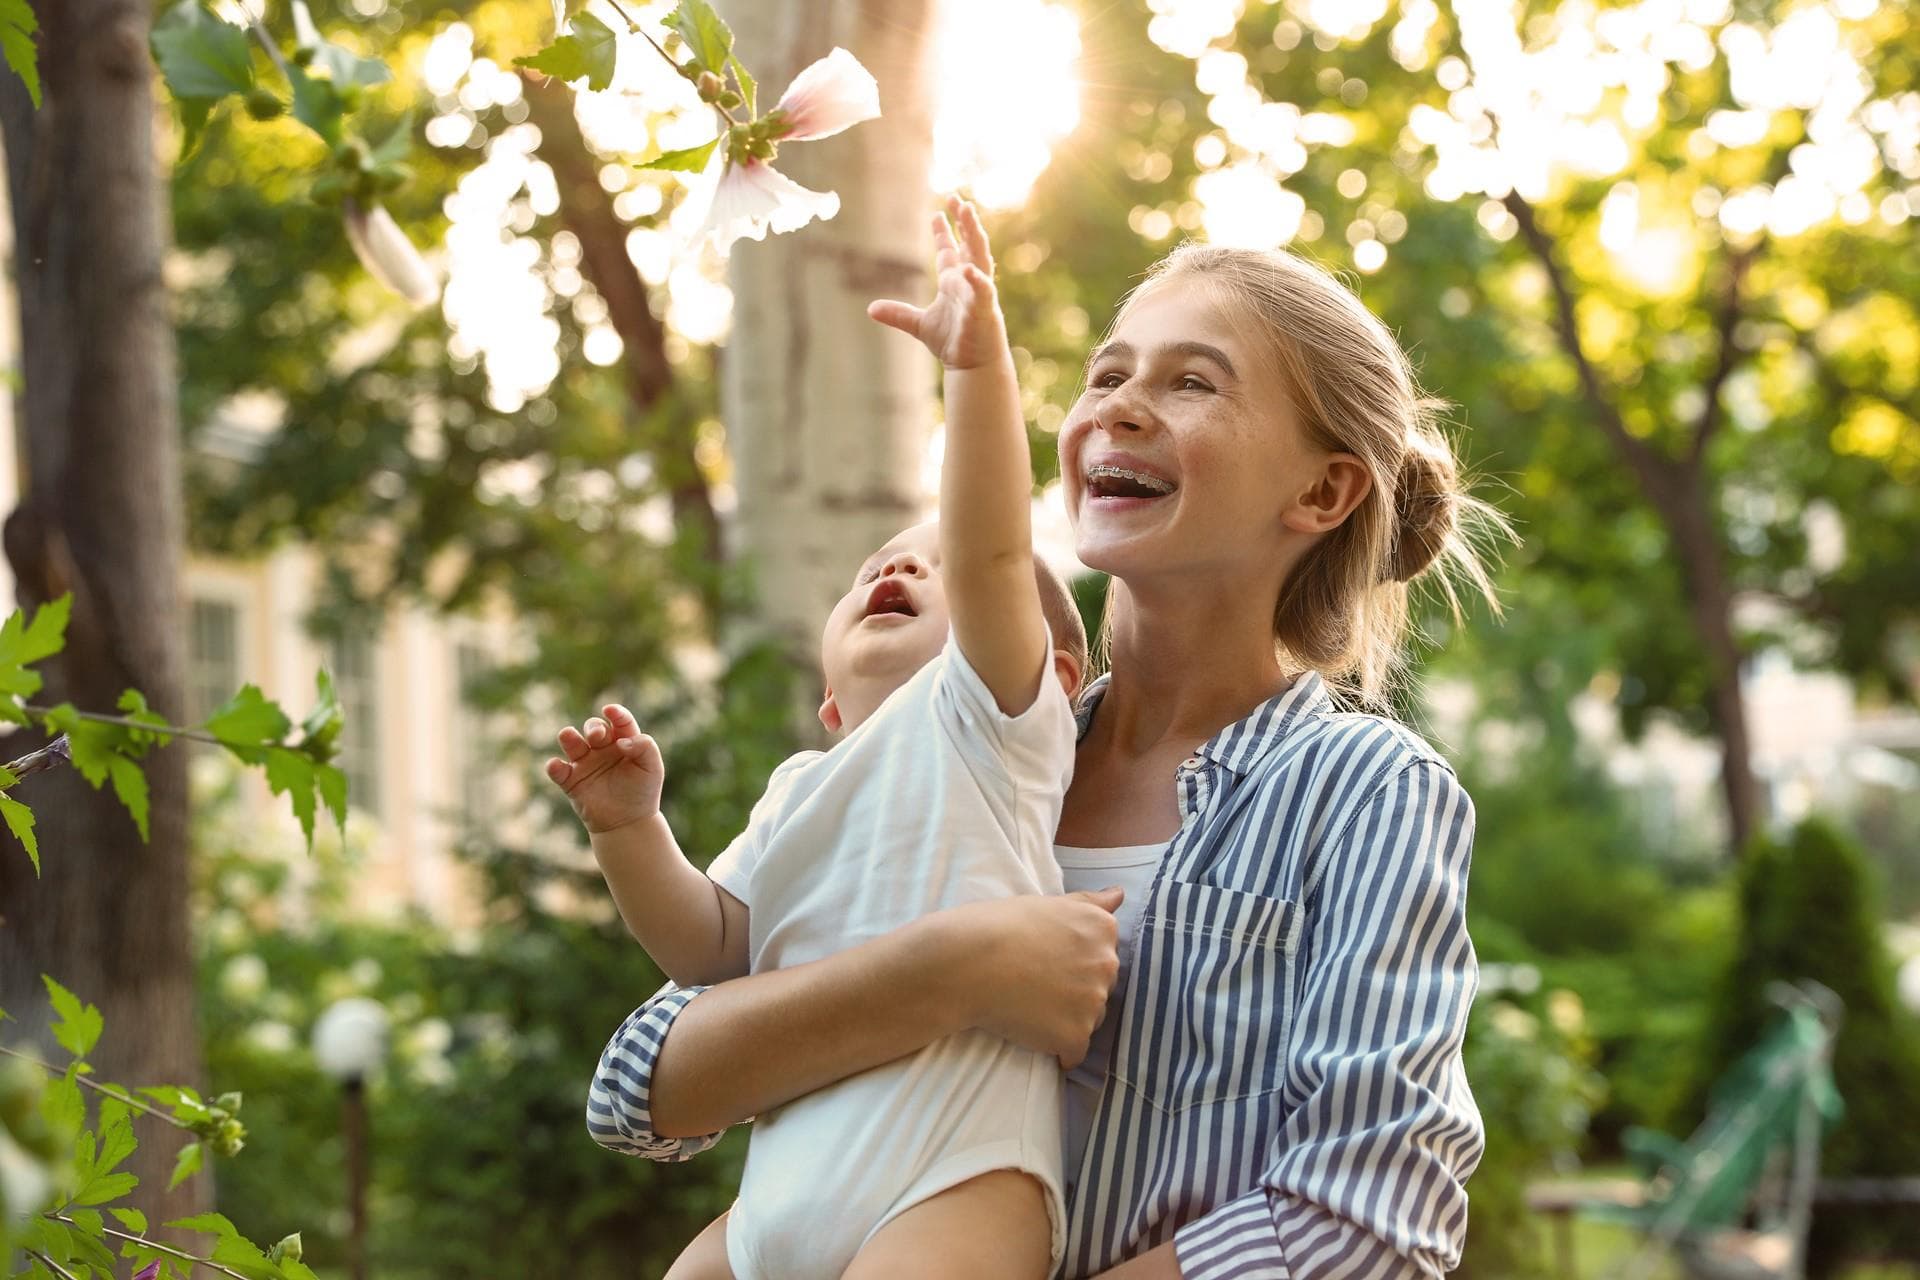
[1055,842,1165,1191]
[706,633,1078,1280]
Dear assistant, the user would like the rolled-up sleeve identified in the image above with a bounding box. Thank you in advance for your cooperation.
[586,983,730,1162]
[1175,760,1483,1280]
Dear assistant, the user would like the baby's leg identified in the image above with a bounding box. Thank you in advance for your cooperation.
[842,1169,1053,1280]
[663,1209,736,1280]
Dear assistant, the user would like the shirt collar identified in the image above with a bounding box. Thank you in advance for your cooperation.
[1073,669,1331,777]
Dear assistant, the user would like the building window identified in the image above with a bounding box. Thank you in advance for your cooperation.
[329,629,381,818]
[453,642,496,826]
[187,598,240,723]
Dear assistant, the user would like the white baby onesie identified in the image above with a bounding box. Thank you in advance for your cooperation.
[706,633,1076,1280]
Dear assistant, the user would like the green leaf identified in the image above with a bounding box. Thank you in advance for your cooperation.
[287,63,345,148]
[116,690,175,748]
[265,746,318,850]
[315,762,349,839]
[636,138,718,172]
[43,1071,83,1138]
[728,53,755,116]
[177,95,216,156]
[164,1211,238,1239]
[42,975,103,1059]
[110,1208,148,1235]
[95,1104,136,1175]
[514,11,617,93]
[209,1232,280,1280]
[151,2,253,100]
[167,1141,204,1191]
[291,0,391,89]
[297,668,343,762]
[2,792,40,874]
[665,0,733,75]
[367,116,413,168]
[72,1169,139,1205]
[0,593,71,701]
[202,684,291,750]
[108,756,151,842]
[66,1215,120,1271]
[0,0,39,109]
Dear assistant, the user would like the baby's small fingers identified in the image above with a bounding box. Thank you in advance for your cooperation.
[584,716,610,746]
[868,298,923,335]
[544,757,572,785]
[603,703,638,733]
[956,201,993,275]
[557,726,590,760]
[962,263,995,297]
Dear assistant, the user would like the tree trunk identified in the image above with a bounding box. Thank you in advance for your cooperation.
[0,0,204,1228]
[1668,479,1762,853]
[718,0,939,717]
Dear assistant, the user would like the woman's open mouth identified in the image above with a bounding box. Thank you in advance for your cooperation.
[1085,460,1177,509]
[862,578,918,622]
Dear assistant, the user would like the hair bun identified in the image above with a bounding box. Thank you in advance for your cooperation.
[1389,437,1458,582]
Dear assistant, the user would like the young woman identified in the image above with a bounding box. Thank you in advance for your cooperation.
[589,241,1496,1279]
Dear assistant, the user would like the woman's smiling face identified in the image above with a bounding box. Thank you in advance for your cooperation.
[1059,280,1322,591]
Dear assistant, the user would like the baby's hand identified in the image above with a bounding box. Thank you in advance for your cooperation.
[868,197,1006,371]
[544,703,664,835]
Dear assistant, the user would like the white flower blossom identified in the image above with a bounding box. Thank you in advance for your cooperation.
[343,199,440,305]
[693,155,843,254]
[773,46,881,141]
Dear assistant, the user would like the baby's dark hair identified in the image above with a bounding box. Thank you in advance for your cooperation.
[1033,556,1088,694]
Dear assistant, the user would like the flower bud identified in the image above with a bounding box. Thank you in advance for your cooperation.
[718,90,742,109]
[696,71,723,102]
[243,88,286,120]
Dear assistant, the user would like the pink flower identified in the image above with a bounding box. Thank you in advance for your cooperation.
[694,155,842,254]
[772,47,881,142]
[342,199,439,306]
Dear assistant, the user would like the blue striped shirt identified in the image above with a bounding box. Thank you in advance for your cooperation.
[588,670,1483,1278]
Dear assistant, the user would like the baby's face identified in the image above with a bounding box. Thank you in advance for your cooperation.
[819,521,950,718]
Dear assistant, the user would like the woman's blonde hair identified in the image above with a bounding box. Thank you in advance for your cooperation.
[1100,242,1508,705]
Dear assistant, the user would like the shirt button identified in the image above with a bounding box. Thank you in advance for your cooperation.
[1182,755,1203,770]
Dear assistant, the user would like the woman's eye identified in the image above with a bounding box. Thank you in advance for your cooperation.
[1093,371,1126,389]
[1178,375,1213,392]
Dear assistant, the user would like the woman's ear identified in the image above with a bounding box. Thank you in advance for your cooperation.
[1281,451,1372,535]
[818,687,843,734]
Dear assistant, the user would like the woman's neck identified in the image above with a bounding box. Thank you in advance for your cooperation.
[1092,576,1293,758]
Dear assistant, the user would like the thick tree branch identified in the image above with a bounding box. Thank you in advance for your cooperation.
[1502,190,1685,511]
[518,72,723,575]
[1686,240,1760,470]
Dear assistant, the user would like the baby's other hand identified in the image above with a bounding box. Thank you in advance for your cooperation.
[868,196,1006,371]
[544,703,664,835]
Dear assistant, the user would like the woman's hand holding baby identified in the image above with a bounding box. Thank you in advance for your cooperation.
[868,196,1007,372]
[934,886,1125,1069]
[545,703,665,835]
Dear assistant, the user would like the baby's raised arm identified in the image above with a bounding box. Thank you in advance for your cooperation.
[869,199,1049,715]
[546,703,750,986]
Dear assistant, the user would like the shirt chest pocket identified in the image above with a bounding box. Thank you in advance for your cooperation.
[1125,880,1302,1114]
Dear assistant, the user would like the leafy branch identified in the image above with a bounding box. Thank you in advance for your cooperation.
[0,595,350,874]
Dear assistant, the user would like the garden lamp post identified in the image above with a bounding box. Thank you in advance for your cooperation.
[313,997,388,1280]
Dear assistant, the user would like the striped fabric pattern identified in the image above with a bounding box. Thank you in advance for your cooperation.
[587,671,1483,1278]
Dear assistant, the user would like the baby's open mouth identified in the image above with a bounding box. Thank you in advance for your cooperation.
[863,579,918,619]
[1086,463,1177,499]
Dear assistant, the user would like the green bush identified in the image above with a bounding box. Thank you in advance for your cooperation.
[1689,818,1920,1274]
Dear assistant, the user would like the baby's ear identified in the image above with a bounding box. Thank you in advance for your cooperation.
[817,687,843,734]
[1052,649,1084,701]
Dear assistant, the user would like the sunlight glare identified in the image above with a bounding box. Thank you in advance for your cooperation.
[930,0,1083,209]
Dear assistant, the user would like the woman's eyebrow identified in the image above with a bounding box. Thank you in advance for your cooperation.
[1085,340,1134,374]
[1167,340,1238,378]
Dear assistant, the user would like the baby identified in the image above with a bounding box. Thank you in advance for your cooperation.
[548,199,1088,1280]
